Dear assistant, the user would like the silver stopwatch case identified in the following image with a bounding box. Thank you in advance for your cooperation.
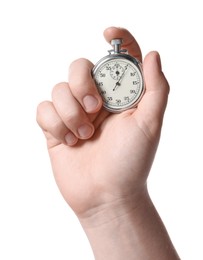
[92,39,145,113]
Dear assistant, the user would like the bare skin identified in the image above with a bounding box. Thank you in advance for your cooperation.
[37,27,180,259]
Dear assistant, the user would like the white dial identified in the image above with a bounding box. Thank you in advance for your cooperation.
[93,57,144,112]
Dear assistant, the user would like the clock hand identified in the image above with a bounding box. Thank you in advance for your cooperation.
[113,65,128,91]
[113,81,121,91]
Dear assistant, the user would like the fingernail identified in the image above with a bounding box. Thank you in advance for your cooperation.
[83,95,99,112]
[78,123,94,139]
[65,132,78,146]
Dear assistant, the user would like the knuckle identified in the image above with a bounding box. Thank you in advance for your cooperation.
[69,58,94,90]
[49,119,67,138]
[69,58,91,70]
[62,108,81,125]
[36,101,67,139]
[36,100,50,127]
[52,82,68,99]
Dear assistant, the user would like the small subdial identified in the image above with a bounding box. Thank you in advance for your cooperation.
[110,63,124,80]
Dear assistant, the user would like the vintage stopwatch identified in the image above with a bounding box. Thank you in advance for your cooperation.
[92,39,145,113]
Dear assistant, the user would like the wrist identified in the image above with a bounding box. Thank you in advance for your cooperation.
[78,186,148,229]
[78,187,179,260]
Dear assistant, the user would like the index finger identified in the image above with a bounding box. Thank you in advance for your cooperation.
[103,27,142,62]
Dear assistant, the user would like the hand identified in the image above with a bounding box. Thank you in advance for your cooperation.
[36,27,181,260]
[37,27,169,221]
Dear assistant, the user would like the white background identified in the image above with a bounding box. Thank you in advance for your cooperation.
[0,0,202,259]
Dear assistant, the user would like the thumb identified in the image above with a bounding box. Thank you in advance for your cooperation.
[135,51,170,137]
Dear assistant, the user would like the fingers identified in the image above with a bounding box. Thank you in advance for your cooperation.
[37,100,78,146]
[103,27,142,61]
[135,51,170,137]
[37,82,95,147]
[52,82,95,140]
[37,58,104,147]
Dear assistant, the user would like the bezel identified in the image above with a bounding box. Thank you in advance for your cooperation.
[92,53,145,113]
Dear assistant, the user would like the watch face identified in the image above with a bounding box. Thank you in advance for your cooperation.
[93,55,145,112]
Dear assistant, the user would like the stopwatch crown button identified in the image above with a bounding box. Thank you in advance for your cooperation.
[111,38,123,54]
[111,38,123,46]
[109,38,127,55]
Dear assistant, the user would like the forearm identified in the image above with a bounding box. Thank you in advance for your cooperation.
[79,189,180,260]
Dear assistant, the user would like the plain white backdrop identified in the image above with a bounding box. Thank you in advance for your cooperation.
[0,0,202,259]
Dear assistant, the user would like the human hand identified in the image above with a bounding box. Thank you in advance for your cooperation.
[37,27,169,224]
